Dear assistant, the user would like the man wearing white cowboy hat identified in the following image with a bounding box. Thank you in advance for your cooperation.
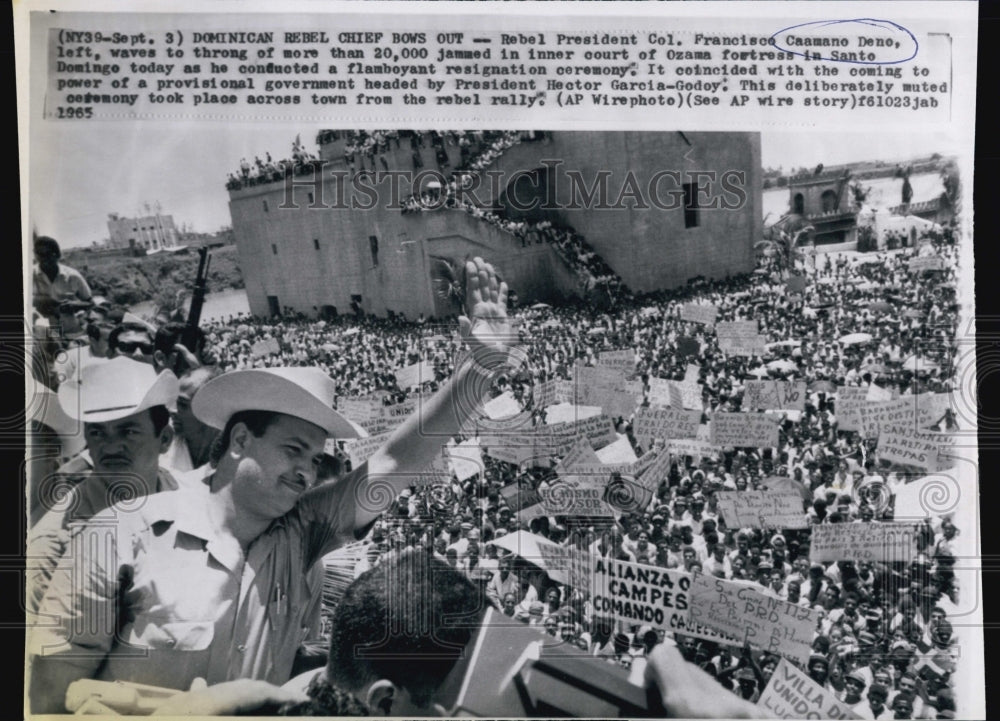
[29,257,516,713]
[27,357,182,611]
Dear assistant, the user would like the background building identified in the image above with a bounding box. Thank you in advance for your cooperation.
[228,131,762,319]
[107,207,180,253]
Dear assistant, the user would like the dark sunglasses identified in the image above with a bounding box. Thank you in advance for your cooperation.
[118,341,154,354]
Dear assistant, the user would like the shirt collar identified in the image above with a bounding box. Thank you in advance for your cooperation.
[149,485,245,572]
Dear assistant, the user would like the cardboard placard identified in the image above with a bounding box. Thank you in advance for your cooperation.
[667,438,717,461]
[556,438,603,475]
[757,659,862,719]
[648,377,682,409]
[448,438,484,482]
[338,397,382,423]
[597,349,636,376]
[856,394,952,438]
[547,414,619,453]
[483,391,524,419]
[743,381,807,411]
[343,431,392,467]
[537,539,593,589]
[533,379,558,410]
[589,558,691,631]
[684,364,701,384]
[878,428,941,471]
[716,320,759,339]
[710,412,780,448]
[634,407,702,446]
[908,255,946,272]
[394,360,436,389]
[716,490,807,529]
[718,334,768,357]
[595,436,638,465]
[680,303,719,326]
[809,522,920,563]
[540,478,615,517]
[689,574,816,664]
[500,483,544,513]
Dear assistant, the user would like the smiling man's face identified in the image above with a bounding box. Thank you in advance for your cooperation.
[230,413,327,520]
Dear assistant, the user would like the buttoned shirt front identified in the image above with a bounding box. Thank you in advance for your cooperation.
[34,262,92,305]
[30,462,369,690]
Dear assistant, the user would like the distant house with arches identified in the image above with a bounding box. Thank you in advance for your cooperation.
[786,169,856,245]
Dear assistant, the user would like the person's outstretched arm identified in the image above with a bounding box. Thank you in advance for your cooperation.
[356,257,516,529]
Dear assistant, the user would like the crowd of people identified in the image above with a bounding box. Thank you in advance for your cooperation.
[27,210,970,717]
[226,137,323,190]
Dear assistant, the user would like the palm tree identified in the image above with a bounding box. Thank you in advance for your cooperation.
[755,224,815,277]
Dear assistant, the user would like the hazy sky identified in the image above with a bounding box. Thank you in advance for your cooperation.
[29,125,960,248]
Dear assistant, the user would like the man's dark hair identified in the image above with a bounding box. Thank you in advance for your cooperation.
[326,549,486,708]
[210,410,281,464]
[149,406,171,436]
[35,236,61,259]
[154,321,189,354]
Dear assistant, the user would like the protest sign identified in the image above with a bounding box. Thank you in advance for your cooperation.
[689,574,815,664]
[359,399,417,435]
[908,255,946,272]
[648,377,682,409]
[483,391,523,419]
[554,379,575,404]
[836,386,868,431]
[673,381,705,411]
[250,337,281,358]
[666,613,741,646]
[543,402,603,426]
[878,429,941,471]
[556,438,603,475]
[575,365,639,417]
[500,483,544,513]
[634,407,701,447]
[636,449,673,491]
[680,303,719,326]
[716,320,759,340]
[684,364,701,384]
[533,379,558,410]
[447,438,483,482]
[589,557,691,631]
[743,381,807,411]
[394,360,436,390]
[344,431,392,467]
[710,413,780,448]
[602,472,654,514]
[809,523,920,563]
[667,438,717,461]
[718,335,768,357]
[595,436,639,465]
[757,659,862,720]
[716,490,807,529]
[482,432,538,466]
[597,349,636,376]
[547,414,619,453]
[837,386,868,403]
[338,397,382,423]
[540,478,614,517]
[857,394,952,438]
[537,539,593,589]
